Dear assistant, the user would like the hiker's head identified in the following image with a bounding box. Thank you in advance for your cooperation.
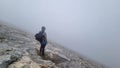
[41,26,46,32]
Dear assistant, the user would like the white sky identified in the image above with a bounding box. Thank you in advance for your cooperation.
[0,0,120,68]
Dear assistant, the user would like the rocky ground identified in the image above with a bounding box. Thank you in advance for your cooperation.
[0,23,106,68]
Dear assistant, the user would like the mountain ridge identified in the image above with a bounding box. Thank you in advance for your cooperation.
[0,23,107,68]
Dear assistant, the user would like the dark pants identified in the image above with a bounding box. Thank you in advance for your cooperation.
[40,45,46,56]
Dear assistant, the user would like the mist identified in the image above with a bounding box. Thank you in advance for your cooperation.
[0,0,120,68]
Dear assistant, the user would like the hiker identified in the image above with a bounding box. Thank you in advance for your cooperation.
[35,26,47,56]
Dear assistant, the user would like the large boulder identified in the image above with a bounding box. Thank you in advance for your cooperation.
[8,56,58,68]
[0,53,22,68]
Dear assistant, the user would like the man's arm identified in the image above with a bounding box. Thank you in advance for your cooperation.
[45,32,47,44]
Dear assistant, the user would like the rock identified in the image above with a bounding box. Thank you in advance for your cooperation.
[0,43,13,55]
[8,56,40,68]
[0,53,22,68]
[44,49,70,64]
[0,43,22,68]
[8,56,57,68]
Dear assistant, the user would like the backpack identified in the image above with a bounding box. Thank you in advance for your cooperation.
[35,32,42,42]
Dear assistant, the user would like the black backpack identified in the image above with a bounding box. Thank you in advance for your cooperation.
[35,33,42,42]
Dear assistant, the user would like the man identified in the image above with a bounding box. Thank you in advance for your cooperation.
[35,26,47,56]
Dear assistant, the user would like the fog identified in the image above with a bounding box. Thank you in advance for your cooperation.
[0,0,120,68]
